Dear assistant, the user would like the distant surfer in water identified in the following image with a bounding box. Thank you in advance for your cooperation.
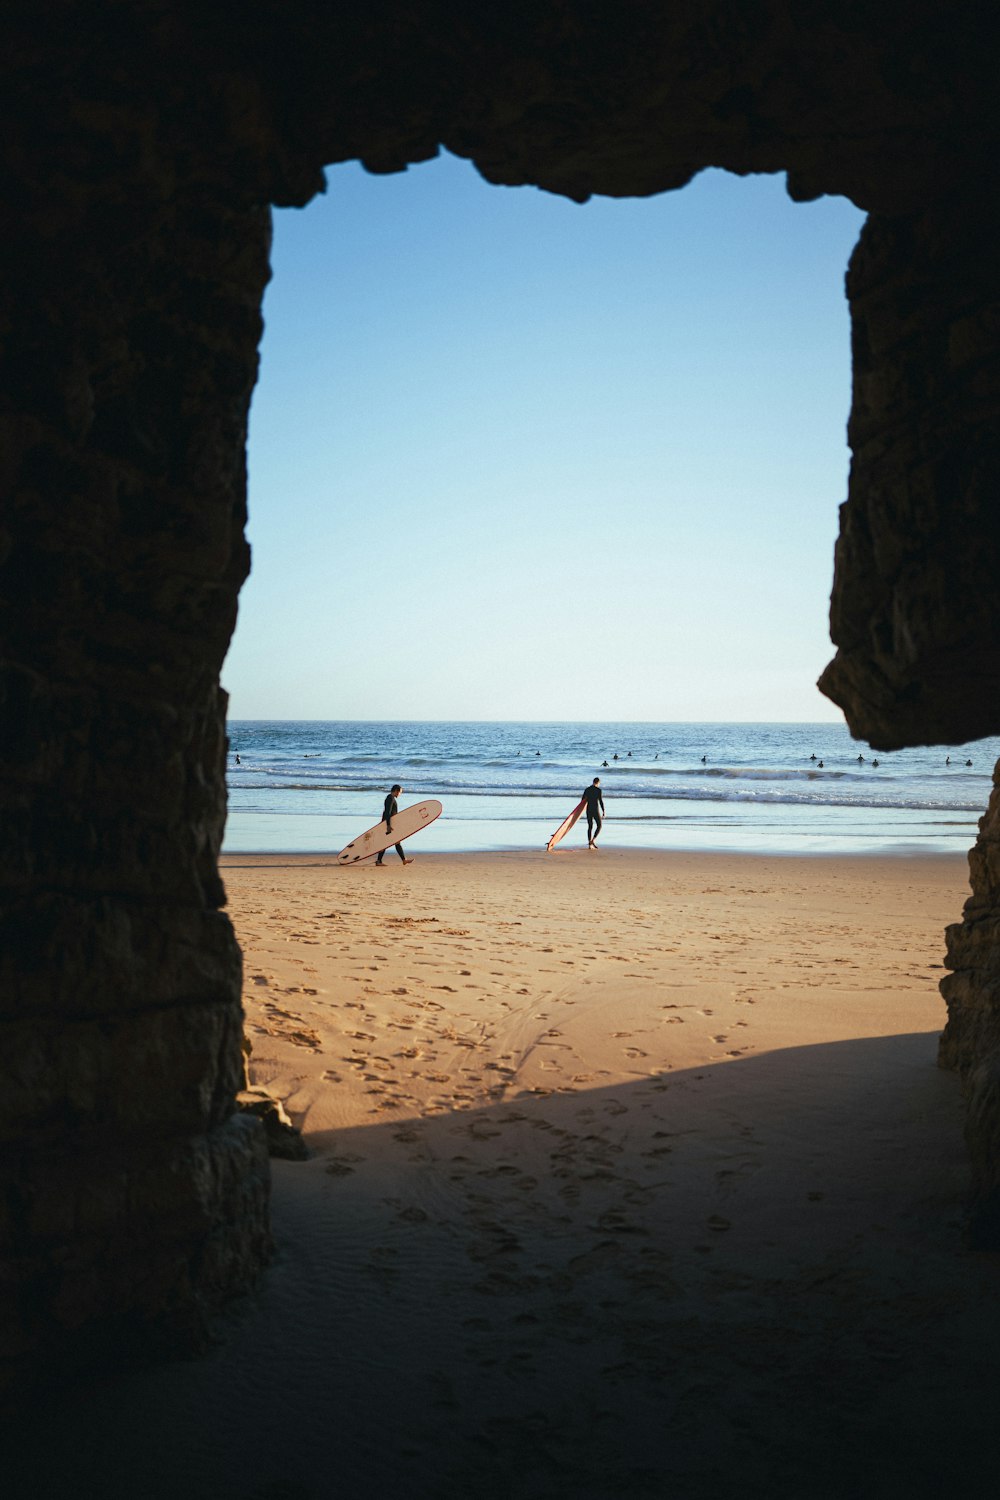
[583,777,605,848]
[376,784,413,866]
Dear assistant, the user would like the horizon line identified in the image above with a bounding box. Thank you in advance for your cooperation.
[224,716,848,726]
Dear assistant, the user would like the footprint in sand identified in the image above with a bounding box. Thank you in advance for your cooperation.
[283,1026,323,1050]
[591,1211,647,1236]
[325,1149,365,1176]
[390,1204,429,1224]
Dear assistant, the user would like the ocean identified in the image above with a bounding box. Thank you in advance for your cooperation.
[222,721,999,857]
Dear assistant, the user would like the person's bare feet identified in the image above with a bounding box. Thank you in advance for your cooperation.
[403,858,414,864]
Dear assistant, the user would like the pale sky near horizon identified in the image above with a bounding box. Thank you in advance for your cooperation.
[222,153,866,722]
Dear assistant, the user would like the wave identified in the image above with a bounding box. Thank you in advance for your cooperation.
[243,759,973,787]
[230,776,984,814]
[630,764,867,781]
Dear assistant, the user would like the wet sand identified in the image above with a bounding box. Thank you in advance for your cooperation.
[12,848,1000,1499]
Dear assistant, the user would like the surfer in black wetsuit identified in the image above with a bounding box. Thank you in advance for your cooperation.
[583,777,605,848]
[375,783,412,866]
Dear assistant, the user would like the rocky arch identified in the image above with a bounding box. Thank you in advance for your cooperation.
[3,2,1000,1394]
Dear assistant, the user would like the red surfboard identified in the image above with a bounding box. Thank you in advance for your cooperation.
[546,797,586,851]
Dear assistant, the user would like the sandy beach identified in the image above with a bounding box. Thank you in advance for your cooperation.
[14,847,1000,1498]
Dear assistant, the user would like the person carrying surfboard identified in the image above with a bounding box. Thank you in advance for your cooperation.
[583,777,605,848]
[375,784,413,866]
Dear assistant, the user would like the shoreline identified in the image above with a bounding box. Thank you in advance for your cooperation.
[223,719,996,862]
[218,852,971,876]
[221,844,971,866]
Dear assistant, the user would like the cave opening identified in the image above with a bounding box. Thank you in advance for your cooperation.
[7,10,1000,1460]
[226,154,866,733]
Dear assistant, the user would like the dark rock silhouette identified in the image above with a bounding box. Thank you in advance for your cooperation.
[4,0,1000,1397]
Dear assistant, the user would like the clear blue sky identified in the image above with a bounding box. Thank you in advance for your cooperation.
[223,152,865,721]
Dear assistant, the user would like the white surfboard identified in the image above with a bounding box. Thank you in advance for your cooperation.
[546,797,586,851]
[337,799,442,864]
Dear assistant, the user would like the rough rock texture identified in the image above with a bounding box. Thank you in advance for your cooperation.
[4,0,1000,1391]
[0,8,277,1396]
[941,765,1000,1244]
[819,200,1000,749]
[236,1089,310,1162]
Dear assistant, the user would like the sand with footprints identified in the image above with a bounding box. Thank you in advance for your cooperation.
[15,847,1000,1498]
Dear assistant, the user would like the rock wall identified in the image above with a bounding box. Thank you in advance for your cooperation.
[819,197,1000,749]
[941,764,1000,1244]
[4,0,1000,1390]
[0,21,279,1394]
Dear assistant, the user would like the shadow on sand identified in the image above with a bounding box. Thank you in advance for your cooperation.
[10,1032,1000,1500]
